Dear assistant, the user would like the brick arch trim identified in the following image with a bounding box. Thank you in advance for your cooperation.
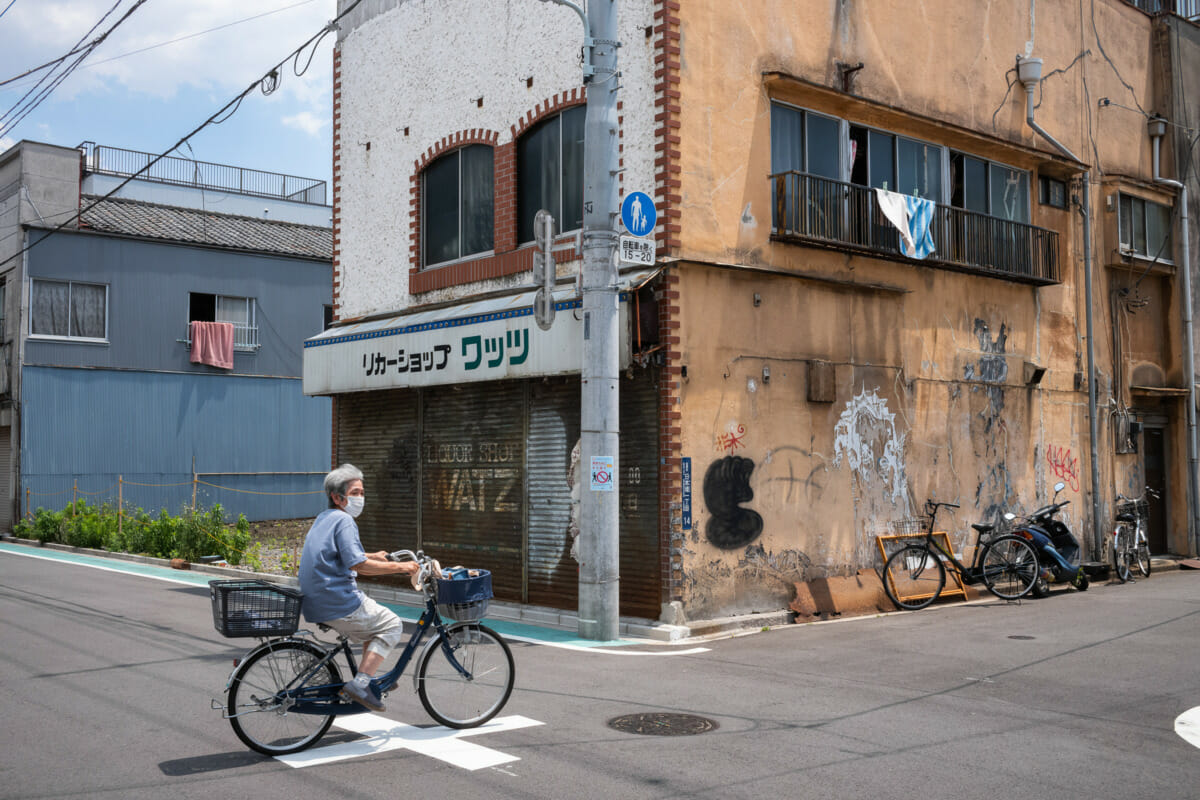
[511,88,587,140]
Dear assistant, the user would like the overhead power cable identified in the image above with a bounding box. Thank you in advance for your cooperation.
[0,0,151,139]
[5,0,362,266]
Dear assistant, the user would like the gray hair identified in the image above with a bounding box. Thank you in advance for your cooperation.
[324,464,364,507]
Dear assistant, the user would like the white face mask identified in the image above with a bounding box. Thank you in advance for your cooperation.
[344,495,365,518]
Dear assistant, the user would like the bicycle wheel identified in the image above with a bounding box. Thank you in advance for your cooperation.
[1135,522,1152,578]
[978,535,1038,600]
[1112,524,1132,583]
[417,622,514,728]
[882,544,946,610]
[228,639,341,756]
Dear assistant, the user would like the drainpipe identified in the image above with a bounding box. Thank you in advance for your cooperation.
[1150,116,1199,557]
[1017,56,1104,556]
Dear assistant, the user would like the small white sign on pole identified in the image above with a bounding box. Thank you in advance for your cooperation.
[618,235,656,266]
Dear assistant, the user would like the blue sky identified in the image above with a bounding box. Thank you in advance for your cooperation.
[0,0,336,194]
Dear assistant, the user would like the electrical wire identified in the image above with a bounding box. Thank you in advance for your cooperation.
[0,0,16,22]
[0,0,151,139]
[4,0,363,268]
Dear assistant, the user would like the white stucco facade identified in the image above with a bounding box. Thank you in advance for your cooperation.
[335,0,658,319]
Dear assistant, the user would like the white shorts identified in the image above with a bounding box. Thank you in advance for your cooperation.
[325,595,405,660]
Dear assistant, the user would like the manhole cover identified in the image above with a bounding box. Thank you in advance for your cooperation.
[607,713,718,736]
[1008,635,1036,640]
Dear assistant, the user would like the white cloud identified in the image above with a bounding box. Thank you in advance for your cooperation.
[1,0,335,105]
[281,110,328,136]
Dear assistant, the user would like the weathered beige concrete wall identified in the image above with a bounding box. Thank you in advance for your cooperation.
[665,1,1173,618]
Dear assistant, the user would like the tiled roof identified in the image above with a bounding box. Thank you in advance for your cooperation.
[73,195,332,260]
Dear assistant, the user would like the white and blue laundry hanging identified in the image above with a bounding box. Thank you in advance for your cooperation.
[874,188,936,259]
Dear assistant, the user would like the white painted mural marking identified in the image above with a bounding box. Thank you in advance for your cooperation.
[1176,706,1200,750]
[275,714,544,769]
[832,387,912,563]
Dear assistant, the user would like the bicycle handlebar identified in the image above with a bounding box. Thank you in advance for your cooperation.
[387,549,440,592]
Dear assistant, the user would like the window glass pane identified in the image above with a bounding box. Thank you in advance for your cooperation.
[518,115,561,243]
[1146,200,1171,259]
[215,295,249,327]
[806,113,840,179]
[31,280,69,336]
[560,105,586,233]
[424,152,461,264]
[989,163,1029,222]
[849,127,869,186]
[1131,196,1147,255]
[1119,194,1132,247]
[770,104,804,174]
[70,283,106,339]
[460,145,494,256]
[898,138,941,201]
[868,130,894,190]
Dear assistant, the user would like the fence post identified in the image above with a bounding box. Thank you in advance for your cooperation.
[73,479,77,516]
[118,475,123,539]
[25,488,30,520]
[192,472,197,512]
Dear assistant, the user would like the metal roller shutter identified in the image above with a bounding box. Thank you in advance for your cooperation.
[335,389,419,559]
[526,378,580,609]
[420,382,525,603]
[618,370,660,619]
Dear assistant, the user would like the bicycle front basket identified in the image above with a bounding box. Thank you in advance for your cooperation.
[209,579,303,638]
[435,570,493,622]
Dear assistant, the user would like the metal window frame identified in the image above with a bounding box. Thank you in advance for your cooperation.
[28,278,109,342]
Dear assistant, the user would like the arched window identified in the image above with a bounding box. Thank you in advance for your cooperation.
[423,144,494,266]
[517,105,585,243]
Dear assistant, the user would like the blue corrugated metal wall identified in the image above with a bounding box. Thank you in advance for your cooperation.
[21,367,331,521]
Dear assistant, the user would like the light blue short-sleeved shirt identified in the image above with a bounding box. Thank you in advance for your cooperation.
[298,508,368,623]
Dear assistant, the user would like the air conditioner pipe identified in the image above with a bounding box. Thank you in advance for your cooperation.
[1150,118,1199,556]
[1017,56,1104,557]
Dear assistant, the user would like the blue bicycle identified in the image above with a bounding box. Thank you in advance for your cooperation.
[210,550,515,756]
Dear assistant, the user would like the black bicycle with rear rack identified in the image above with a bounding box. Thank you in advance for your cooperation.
[209,549,514,756]
[881,500,1040,611]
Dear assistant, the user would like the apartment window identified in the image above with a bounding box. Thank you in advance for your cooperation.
[849,127,943,201]
[517,105,585,243]
[323,304,334,331]
[1039,175,1068,209]
[423,144,494,266]
[770,104,840,178]
[950,153,1030,223]
[30,279,107,340]
[1119,194,1173,260]
[190,292,258,350]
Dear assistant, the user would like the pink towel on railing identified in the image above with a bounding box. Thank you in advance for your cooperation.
[190,321,234,369]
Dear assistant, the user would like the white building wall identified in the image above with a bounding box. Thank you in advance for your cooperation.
[336,0,657,319]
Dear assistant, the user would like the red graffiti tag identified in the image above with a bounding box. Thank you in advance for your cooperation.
[1046,445,1081,493]
[717,424,746,453]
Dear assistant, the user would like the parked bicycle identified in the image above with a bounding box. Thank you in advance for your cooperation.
[1112,486,1158,582]
[882,500,1040,611]
[209,550,515,756]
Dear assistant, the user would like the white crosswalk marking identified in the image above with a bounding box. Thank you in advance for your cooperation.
[1176,706,1200,750]
[275,715,544,769]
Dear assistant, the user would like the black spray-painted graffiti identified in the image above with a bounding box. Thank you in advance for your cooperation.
[702,456,764,550]
[462,330,530,370]
[364,345,451,376]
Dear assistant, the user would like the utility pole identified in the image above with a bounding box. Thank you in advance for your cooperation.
[578,0,621,641]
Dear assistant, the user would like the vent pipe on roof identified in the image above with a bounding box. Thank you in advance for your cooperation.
[1149,115,1199,556]
[1016,55,1103,557]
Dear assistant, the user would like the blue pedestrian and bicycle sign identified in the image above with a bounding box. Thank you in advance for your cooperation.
[621,191,656,237]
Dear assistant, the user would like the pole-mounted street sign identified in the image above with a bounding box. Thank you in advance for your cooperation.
[620,191,656,237]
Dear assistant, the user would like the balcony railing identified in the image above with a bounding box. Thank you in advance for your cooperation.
[183,323,259,352]
[770,171,1060,284]
[79,142,327,205]
[1123,0,1200,20]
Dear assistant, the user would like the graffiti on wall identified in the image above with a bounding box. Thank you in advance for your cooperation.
[702,455,764,549]
[1046,445,1081,492]
[832,387,911,563]
[832,387,909,506]
[716,424,747,453]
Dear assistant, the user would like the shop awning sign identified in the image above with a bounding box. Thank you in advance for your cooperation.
[302,276,655,395]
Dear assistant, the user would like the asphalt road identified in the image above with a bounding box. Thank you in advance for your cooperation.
[2,546,1198,800]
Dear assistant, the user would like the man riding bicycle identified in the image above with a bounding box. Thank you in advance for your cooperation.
[298,464,417,712]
